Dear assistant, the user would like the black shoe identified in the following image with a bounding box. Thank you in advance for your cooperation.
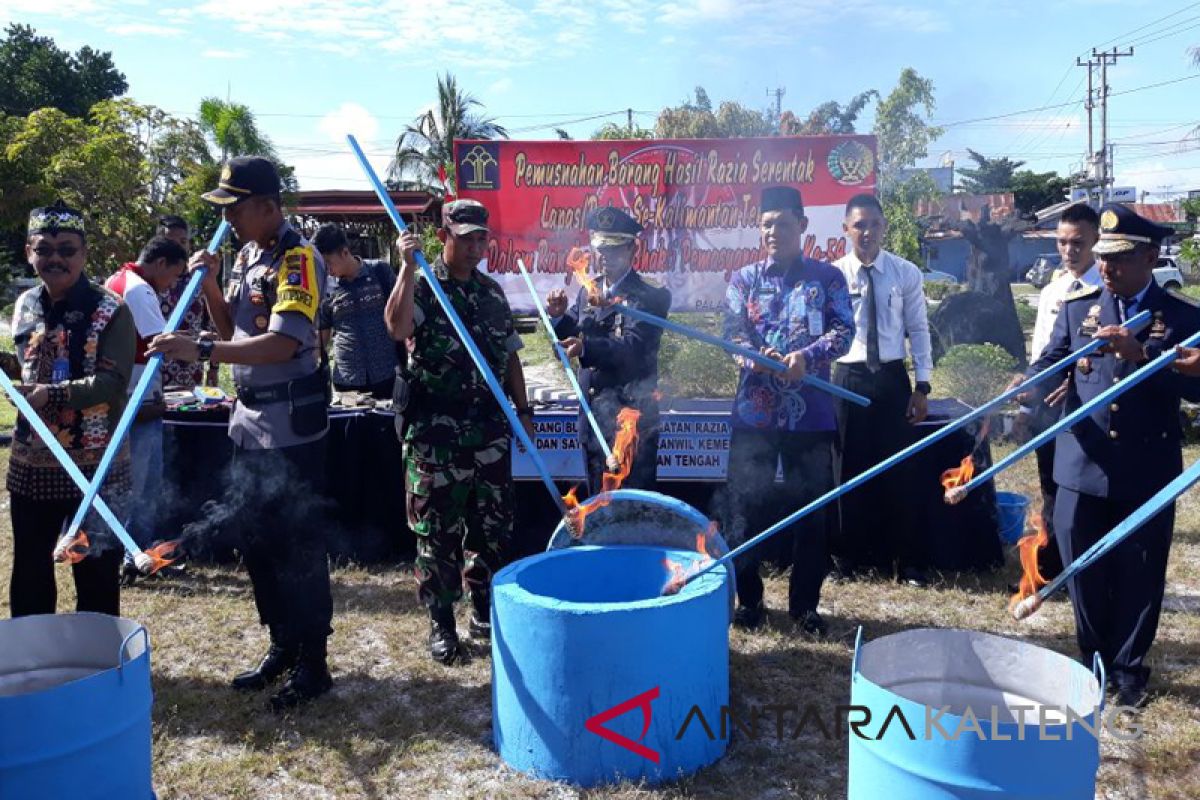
[1114,685,1149,710]
[790,609,828,637]
[733,603,765,630]
[429,608,463,665]
[468,613,492,643]
[899,567,930,588]
[270,659,333,711]
[231,643,298,691]
[469,590,491,642]
[119,561,139,588]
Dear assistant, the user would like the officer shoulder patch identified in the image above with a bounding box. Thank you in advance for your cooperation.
[1064,284,1101,302]
[1168,288,1200,308]
[274,245,319,321]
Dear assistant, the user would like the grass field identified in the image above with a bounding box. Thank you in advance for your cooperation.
[1,440,1198,799]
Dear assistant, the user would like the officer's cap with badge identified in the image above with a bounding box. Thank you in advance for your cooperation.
[28,200,87,240]
[201,156,282,206]
[442,199,490,235]
[761,185,805,217]
[587,206,643,248]
[1093,203,1173,256]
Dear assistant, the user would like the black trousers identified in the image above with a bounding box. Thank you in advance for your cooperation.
[1030,407,1064,579]
[1054,487,1173,692]
[580,389,659,497]
[717,427,834,614]
[832,361,925,571]
[9,495,121,617]
[226,438,334,647]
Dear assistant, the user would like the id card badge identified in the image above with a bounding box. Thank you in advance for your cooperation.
[807,309,824,336]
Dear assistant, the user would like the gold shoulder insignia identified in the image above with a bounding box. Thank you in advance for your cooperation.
[1064,284,1101,302]
[639,274,663,289]
[1168,288,1200,308]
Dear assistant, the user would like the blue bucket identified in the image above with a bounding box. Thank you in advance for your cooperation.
[849,628,1104,799]
[995,491,1029,544]
[0,613,154,799]
[493,545,729,787]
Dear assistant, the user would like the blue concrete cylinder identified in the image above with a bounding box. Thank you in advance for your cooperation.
[849,628,1103,800]
[0,613,154,799]
[493,545,729,786]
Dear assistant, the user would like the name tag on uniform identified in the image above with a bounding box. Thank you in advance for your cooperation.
[807,309,824,336]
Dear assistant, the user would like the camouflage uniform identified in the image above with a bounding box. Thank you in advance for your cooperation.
[404,256,521,610]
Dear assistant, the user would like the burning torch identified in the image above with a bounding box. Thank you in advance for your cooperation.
[51,220,231,570]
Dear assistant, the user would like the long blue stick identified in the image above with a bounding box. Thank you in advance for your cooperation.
[57,220,231,561]
[679,310,1154,590]
[948,324,1200,503]
[347,135,566,514]
[0,371,135,558]
[516,257,614,462]
[610,302,871,407]
[1014,453,1200,619]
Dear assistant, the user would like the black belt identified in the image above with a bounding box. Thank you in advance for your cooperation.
[236,370,326,408]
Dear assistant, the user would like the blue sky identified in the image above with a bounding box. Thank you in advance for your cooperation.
[3,0,1199,199]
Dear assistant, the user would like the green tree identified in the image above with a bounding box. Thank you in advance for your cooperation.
[1010,169,1070,213]
[655,87,773,138]
[786,91,879,135]
[956,149,1025,194]
[592,121,655,140]
[873,68,945,187]
[0,24,127,117]
[881,171,940,264]
[197,97,277,161]
[388,72,507,194]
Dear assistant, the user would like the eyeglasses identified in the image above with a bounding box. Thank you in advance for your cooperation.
[32,245,81,259]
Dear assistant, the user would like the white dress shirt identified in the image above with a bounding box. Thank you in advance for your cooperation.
[1030,263,1100,361]
[833,249,934,382]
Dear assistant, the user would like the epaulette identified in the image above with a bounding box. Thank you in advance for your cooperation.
[1064,284,1101,302]
[1168,288,1200,308]
[639,274,664,289]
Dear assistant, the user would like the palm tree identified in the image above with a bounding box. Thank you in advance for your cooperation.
[387,72,507,194]
[197,97,277,161]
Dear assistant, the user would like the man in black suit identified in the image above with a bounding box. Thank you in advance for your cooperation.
[547,207,671,495]
[1025,203,1200,708]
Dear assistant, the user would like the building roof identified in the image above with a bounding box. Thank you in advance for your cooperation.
[295,189,437,218]
[916,193,1016,224]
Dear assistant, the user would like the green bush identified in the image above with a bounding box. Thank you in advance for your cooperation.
[1015,301,1037,332]
[932,343,1018,407]
[924,281,963,302]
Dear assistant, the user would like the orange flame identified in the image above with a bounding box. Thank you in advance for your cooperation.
[560,408,644,537]
[60,530,90,564]
[662,522,720,595]
[567,247,598,301]
[940,454,975,491]
[1009,511,1049,611]
[142,539,183,575]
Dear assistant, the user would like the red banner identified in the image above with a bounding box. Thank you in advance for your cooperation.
[454,135,877,312]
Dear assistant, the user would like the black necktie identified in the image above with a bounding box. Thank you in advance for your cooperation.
[864,265,881,372]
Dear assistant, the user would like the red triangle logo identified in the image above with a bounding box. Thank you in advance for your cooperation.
[584,686,661,763]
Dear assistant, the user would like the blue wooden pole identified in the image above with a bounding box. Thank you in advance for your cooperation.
[948,324,1200,504]
[346,135,567,514]
[58,220,231,565]
[0,370,136,558]
[609,302,871,408]
[679,309,1154,590]
[1014,453,1200,620]
[515,257,614,463]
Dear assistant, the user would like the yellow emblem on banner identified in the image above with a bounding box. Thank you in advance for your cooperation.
[274,246,319,321]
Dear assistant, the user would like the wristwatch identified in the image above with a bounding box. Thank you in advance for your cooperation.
[914,381,932,396]
[197,339,216,362]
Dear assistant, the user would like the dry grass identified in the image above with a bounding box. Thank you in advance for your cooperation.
[1,442,1198,799]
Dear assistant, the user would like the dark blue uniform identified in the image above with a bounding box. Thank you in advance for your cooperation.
[1028,279,1200,695]
[553,270,670,494]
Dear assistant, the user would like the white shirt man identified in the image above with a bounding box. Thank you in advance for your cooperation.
[1030,262,1101,361]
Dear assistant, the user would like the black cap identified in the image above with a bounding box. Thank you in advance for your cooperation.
[28,200,86,238]
[442,199,490,235]
[1093,203,1174,255]
[586,206,642,247]
[202,157,282,206]
[761,186,804,215]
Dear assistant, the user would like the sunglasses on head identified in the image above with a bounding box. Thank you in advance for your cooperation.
[32,244,81,259]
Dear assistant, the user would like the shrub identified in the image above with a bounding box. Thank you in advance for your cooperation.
[932,343,1018,407]
[924,281,963,303]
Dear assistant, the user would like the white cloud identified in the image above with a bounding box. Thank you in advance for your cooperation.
[107,22,183,36]
[487,77,514,96]
[201,48,247,59]
[317,102,380,144]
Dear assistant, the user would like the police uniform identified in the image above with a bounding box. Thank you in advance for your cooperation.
[1026,204,1200,705]
[552,207,670,494]
[403,199,522,663]
[200,158,334,706]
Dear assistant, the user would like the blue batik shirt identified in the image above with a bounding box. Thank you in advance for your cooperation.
[723,256,855,432]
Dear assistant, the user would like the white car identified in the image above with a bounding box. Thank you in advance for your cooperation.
[1155,257,1184,290]
[921,270,958,284]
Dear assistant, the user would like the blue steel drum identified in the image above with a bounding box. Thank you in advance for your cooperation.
[0,613,154,799]
[849,628,1104,800]
[493,545,729,787]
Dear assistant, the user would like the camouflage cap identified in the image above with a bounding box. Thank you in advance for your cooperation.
[442,199,489,235]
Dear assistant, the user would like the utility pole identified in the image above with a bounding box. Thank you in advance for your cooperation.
[627,108,634,136]
[767,86,786,123]
[1093,46,1133,194]
[1075,56,1094,164]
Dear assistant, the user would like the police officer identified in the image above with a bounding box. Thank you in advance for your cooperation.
[384,199,532,665]
[149,157,334,710]
[1025,203,1200,708]
[546,206,670,494]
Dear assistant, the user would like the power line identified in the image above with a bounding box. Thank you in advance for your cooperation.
[1090,2,1200,50]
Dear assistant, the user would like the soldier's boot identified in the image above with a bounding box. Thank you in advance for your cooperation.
[231,630,298,691]
[468,589,492,643]
[429,605,461,664]
[270,638,333,712]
